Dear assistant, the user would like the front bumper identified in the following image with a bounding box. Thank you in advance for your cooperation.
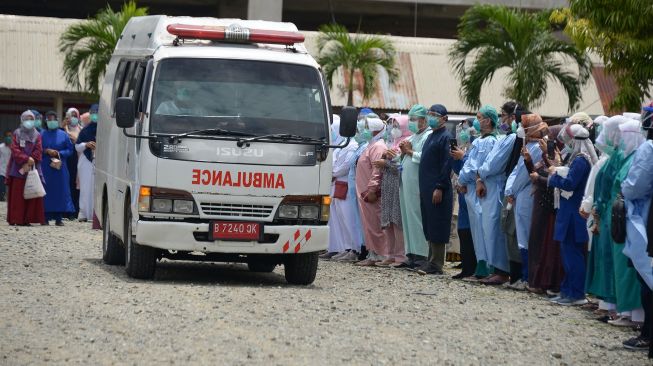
[134,221,327,254]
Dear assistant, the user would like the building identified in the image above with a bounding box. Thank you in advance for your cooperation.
[0,10,624,132]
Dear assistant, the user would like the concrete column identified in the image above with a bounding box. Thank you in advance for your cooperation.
[54,96,63,122]
[247,0,283,21]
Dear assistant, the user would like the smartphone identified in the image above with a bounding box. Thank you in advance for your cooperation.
[547,140,556,159]
[449,138,458,150]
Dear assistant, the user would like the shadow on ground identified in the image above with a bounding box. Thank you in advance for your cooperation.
[83,257,320,288]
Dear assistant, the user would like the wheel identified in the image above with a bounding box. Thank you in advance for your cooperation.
[247,260,277,273]
[283,252,319,285]
[102,201,125,265]
[124,203,157,279]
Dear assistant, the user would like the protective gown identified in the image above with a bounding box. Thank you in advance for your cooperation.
[458,135,497,265]
[622,141,653,289]
[505,140,542,250]
[399,128,432,257]
[328,137,360,253]
[477,133,514,272]
[41,129,75,215]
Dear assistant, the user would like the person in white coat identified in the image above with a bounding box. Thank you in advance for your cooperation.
[324,115,360,262]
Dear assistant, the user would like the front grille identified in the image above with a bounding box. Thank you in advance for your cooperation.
[200,203,274,218]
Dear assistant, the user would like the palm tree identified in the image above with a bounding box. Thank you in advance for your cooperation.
[59,1,148,97]
[450,5,592,112]
[317,23,398,106]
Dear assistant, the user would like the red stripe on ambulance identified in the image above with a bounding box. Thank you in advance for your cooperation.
[191,169,285,189]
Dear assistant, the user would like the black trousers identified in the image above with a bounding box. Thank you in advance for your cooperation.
[458,228,476,276]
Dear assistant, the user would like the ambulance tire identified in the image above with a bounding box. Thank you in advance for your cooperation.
[283,252,318,285]
[102,202,125,265]
[124,205,156,279]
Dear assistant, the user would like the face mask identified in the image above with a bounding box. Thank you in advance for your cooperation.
[516,125,526,139]
[360,129,373,142]
[90,114,98,123]
[511,121,517,133]
[390,127,402,139]
[47,120,59,130]
[71,117,79,126]
[4,137,11,145]
[408,121,418,134]
[34,119,42,129]
[472,118,481,133]
[22,120,34,130]
[354,133,366,144]
[427,115,439,128]
[357,119,366,132]
[177,89,190,102]
[459,130,470,144]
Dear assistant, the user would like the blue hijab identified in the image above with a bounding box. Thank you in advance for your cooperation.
[77,122,97,162]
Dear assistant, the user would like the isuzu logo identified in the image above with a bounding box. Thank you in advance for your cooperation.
[217,147,264,157]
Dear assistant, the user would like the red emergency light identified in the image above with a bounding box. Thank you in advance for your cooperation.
[166,23,305,46]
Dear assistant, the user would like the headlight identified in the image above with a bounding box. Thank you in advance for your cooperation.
[299,205,319,219]
[173,200,194,214]
[278,205,299,218]
[152,198,173,213]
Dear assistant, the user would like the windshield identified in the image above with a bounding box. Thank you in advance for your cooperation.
[149,58,328,139]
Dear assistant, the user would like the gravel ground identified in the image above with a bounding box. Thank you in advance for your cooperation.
[0,201,648,365]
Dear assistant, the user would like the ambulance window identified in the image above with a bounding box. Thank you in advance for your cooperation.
[111,60,128,112]
[128,62,147,117]
[120,62,137,98]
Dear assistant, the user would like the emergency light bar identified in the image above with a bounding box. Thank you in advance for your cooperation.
[167,23,305,46]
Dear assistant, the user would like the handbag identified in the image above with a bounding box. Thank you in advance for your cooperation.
[611,192,627,244]
[333,181,348,200]
[49,151,62,170]
[23,168,46,200]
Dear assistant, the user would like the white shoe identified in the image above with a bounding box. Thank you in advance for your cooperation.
[335,251,359,262]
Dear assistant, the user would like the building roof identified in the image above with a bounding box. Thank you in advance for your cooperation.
[0,14,611,116]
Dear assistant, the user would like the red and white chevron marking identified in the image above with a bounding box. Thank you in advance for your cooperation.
[282,229,313,253]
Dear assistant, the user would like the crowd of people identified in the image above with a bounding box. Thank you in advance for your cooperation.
[3,105,98,226]
[325,101,653,352]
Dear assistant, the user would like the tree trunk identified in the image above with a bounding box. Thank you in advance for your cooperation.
[347,68,355,106]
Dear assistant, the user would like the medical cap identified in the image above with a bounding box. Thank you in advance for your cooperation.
[429,104,448,116]
[360,108,373,116]
[479,105,499,126]
[408,104,427,119]
[366,114,385,132]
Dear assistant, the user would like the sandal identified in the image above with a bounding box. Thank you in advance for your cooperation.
[480,275,508,286]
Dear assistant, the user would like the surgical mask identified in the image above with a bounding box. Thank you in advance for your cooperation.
[177,89,190,102]
[47,120,59,130]
[360,129,373,142]
[4,137,11,145]
[34,119,42,129]
[459,129,470,144]
[390,127,402,139]
[357,119,366,132]
[511,121,517,133]
[596,142,615,156]
[499,121,511,134]
[408,121,418,133]
[90,114,98,123]
[516,125,526,139]
[71,117,79,126]
[22,120,34,130]
[427,115,439,128]
[472,118,481,133]
[354,133,366,144]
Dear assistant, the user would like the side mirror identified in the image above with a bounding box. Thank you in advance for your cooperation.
[339,106,357,138]
[115,97,135,129]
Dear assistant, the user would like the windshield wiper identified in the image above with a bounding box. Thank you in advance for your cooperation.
[236,134,325,147]
[167,128,254,143]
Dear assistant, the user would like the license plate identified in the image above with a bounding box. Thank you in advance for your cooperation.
[210,221,261,241]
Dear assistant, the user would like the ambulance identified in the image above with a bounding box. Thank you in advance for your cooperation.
[95,15,356,284]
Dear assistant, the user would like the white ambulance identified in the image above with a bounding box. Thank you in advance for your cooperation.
[95,16,356,284]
